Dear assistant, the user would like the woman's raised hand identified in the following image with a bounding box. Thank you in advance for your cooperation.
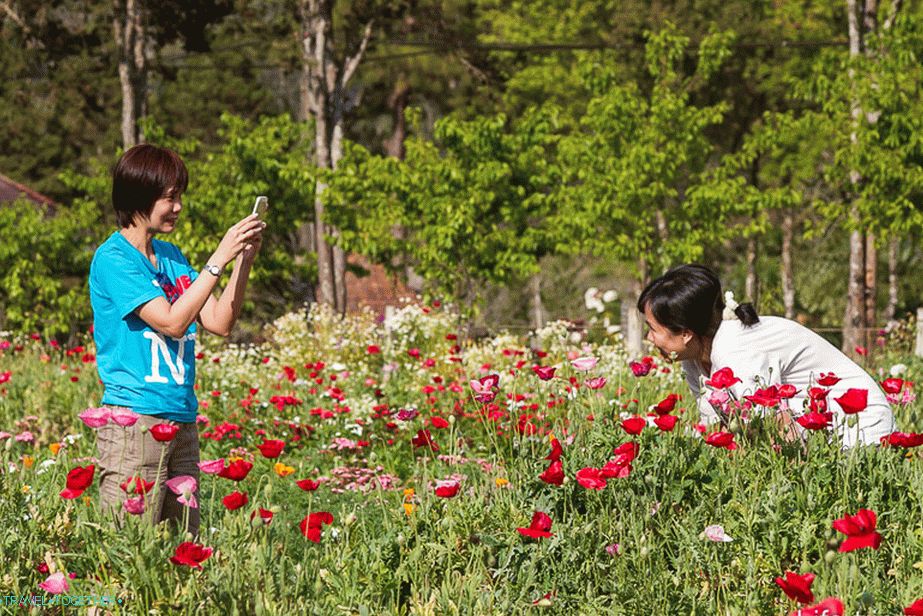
[211,214,266,268]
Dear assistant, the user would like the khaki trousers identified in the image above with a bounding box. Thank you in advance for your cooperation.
[96,407,200,537]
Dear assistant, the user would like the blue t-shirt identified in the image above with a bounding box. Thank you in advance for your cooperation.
[90,232,199,422]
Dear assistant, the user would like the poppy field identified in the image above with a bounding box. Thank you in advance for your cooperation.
[2,303,923,615]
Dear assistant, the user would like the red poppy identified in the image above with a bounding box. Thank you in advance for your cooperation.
[296,478,320,491]
[545,438,563,462]
[704,431,737,450]
[789,597,844,616]
[411,429,439,451]
[539,460,565,485]
[654,414,678,432]
[778,384,798,399]
[218,459,253,482]
[621,416,646,435]
[808,387,829,400]
[629,361,652,377]
[654,394,680,415]
[881,378,904,394]
[705,367,741,389]
[434,480,460,498]
[796,411,832,431]
[833,509,882,552]
[517,511,554,538]
[222,491,248,511]
[817,373,841,386]
[430,416,450,429]
[746,386,781,408]
[250,508,274,525]
[366,345,381,354]
[600,457,632,479]
[774,571,815,604]
[120,475,155,495]
[834,388,868,415]
[257,439,285,459]
[532,366,556,380]
[169,542,213,569]
[299,511,334,543]
[150,423,179,442]
[886,432,923,448]
[612,442,639,463]
[576,467,607,490]
[905,598,923,616]
[60,465,95,499]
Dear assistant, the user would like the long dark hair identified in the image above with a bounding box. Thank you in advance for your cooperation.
[637,264,759,337]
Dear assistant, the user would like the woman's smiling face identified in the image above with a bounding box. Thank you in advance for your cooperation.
[145,187,182,233]
[643,303,696,361]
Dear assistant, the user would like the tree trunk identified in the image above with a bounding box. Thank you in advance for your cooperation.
[528,273,545,331]
[864,232,877,347]
[745,237,758,306]
[298,0,372,310]
[885,235,899,322]
[624,258,648,355]
[114,0,146,148]
[383,80,410,159]
[331,121,347,313]
[781,210,795,319]
[842,0,867,354]
[844,229,866,353]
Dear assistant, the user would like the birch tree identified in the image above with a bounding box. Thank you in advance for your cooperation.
[296,0,372,313]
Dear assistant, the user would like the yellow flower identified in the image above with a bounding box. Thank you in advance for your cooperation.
[48,443,61,456]
[83,495,92,506]
[21,484,30,494]
[403,503,415,516]
[495,477,509,488]
[403,487,415,499]
[22,455,34,469]
[274,462,295,477]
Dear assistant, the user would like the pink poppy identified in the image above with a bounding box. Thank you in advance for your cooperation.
[78,407,111,429]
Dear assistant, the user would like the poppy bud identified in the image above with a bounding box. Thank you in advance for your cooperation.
[824,550,837,564]
[344,512,357,526]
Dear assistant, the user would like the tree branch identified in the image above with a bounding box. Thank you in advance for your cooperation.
[0,0,28,32]
[883,0,902,30]
[342,21,373,87]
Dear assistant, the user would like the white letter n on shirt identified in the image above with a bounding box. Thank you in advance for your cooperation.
[143,331,194,384]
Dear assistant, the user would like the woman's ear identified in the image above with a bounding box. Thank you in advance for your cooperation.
[681,330,695,345]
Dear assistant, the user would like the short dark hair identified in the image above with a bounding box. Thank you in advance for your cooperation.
[112,144,188,227]
[637,263,759,337]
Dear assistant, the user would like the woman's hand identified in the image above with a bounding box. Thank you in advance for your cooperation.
[210,214,265,268]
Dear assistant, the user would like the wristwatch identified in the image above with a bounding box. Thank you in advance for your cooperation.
[203,263,223,277]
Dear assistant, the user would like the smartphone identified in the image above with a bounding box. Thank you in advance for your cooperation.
[251,196,269,218]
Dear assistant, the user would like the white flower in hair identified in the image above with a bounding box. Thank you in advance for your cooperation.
[722,291,739,321]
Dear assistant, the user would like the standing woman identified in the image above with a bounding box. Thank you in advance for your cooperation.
[90,144,265,535]
[637,264,895,447]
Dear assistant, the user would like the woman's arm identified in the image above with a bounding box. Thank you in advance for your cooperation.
[136,215,263,338]
[198,235,261,337]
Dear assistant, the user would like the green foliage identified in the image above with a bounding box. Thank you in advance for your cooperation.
[0,198,103,337]
[551,26,735,275]
[325,105,561,304]
[792,15,923,237]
